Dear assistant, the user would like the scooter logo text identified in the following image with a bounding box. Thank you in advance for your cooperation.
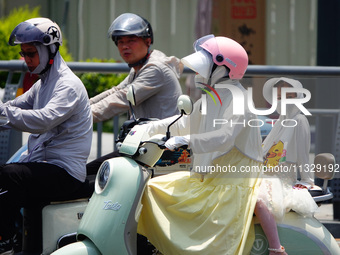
[129,130,137,136]
[251,234,269,254]
[103,200,122,211]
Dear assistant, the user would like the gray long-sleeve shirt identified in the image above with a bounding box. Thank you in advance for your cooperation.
[90,50,183,122]
[0,52,92,182]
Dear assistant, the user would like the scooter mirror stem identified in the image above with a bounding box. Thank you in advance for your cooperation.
[129,101,137,121]
[165,95,193,139]
[166,111,184,140]
[126,86,136,106]
[127,85,137,121]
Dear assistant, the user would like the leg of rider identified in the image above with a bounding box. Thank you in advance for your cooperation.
[0,164,24,242]
[86,150,121,175]
[0,162,83,240]
[254,200,283,253]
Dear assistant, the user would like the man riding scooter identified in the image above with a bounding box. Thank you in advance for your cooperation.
[0,17,92,255]
[87,13,183,175]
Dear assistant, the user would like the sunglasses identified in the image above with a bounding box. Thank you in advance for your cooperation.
[19,51,38,58]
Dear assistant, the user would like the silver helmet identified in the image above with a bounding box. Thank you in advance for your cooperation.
[108,13,153,45]
[9,17,62,46]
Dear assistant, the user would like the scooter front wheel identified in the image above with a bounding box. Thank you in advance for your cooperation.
[51,239,101,255]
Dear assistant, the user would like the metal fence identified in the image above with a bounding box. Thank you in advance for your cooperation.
[2,60,340,217]
[1,60,340,166]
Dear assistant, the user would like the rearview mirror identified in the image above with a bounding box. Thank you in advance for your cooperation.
[314,153,336,180]
[165,95,193,139]
[126,85,136,106]
[177,95,193,115]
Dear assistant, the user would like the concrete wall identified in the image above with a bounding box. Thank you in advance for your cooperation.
[1,0,317,66]
[1,0,197,62]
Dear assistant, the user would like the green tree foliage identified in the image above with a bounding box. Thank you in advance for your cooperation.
[0,5,73,61]
[0,5,40,61]
[78,58,128,132]
[79,58,128,98]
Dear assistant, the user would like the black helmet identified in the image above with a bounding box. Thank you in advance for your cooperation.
[108,13,153,45]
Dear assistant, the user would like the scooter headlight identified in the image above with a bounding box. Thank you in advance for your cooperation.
[98,161,110,190]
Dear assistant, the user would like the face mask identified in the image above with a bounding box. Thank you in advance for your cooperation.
[276,100,282,114]
[276,100,301,118]
[194,74,209,88]
[286,104,301,118]
[32,44,49,74]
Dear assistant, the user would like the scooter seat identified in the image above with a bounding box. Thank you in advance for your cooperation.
[51,174,96,203]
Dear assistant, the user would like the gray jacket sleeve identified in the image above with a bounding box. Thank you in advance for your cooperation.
[2,82,80,134]
[90,65,172,122]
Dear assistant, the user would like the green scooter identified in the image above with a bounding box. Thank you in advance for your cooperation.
[50,87,340,255]
[51,88,194,255]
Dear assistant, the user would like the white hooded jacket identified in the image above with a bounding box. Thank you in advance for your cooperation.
[0,52,93,182]
[262,77,314,186]
[146,79,263,172]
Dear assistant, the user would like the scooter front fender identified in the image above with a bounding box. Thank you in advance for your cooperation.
[51,239,100,255]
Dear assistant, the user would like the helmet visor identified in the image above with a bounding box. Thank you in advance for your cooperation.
[193,34,221,56]
[9,21,46,46]
[181,49,213,79]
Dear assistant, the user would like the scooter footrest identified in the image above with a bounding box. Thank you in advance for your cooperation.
[57,232,77,249]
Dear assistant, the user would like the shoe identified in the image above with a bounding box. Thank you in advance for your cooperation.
[12,233,22,253]
[268,245,287,254]
[0,237,14,255]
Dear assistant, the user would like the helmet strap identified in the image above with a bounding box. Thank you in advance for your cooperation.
[128,48,151,68]
[39,44,59,75]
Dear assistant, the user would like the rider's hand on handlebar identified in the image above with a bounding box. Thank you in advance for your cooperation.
[165,135,190,151]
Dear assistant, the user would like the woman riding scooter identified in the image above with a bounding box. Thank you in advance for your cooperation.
[137,35,263,255]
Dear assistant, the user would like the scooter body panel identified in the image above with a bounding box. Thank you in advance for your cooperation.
[42,200,88,255]
[76,157,150,255]
[251,212,340,255]
[51,238,101,255]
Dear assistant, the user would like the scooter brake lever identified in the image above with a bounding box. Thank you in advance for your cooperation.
[179,145,188,150]
[158,141,167,150]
